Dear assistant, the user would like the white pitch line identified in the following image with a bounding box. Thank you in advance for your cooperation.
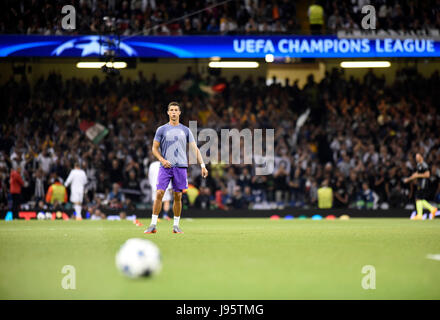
[426,254,440,261]
[0,227,131,232]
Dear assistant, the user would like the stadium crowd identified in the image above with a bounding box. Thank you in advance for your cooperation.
[322,0,440,34]
[1,66,440,214]
[1,0,439,36]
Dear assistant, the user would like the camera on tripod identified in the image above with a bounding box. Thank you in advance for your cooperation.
[100,19,120,76]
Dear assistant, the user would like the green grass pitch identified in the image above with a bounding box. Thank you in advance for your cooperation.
[0,218,439,299]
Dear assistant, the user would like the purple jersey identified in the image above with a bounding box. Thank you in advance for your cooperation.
[153,123,195,168]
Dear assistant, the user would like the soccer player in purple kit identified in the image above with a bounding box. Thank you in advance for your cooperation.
[144,102,208,234]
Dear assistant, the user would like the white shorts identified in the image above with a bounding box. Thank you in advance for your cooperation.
[152,188,172,202]
[70,192,84,204]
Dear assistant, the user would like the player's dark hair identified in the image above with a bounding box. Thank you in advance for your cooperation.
[167,102,181,111]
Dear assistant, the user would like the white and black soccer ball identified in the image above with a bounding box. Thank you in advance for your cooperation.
[115,238,162,278]
[37,212,46,220]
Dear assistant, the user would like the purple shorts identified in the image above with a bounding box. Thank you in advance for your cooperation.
[157,167,188,193]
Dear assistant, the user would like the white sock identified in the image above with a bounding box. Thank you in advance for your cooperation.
[74,205,82,218]
[151,214,158,225]
[174,216,180,227]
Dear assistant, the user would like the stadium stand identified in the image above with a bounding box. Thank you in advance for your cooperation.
[1,67,439,213]
[1,0,438,36]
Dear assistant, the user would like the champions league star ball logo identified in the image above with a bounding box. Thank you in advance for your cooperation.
[51,35,138,57]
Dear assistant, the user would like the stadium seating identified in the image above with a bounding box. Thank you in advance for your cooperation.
[1,0,438,36]
[0,67,439,212]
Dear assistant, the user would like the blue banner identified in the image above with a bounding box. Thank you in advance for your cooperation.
[0,35,438,58]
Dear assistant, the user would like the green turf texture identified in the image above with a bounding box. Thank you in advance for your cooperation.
[0,218,439,300]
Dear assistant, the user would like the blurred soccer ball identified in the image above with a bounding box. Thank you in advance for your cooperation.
[115,238,161,278]
[37,212,46,220]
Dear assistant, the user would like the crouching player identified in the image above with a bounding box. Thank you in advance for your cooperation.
[404,153,438,220]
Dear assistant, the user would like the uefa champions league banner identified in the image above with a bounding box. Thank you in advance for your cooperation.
[0,35,439,58]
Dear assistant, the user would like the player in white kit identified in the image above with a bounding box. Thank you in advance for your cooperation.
[65,162,88,220]
[148,160,172,220]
